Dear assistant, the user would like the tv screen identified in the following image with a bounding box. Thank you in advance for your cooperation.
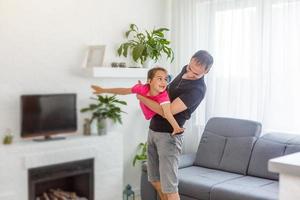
[21,93,77,138]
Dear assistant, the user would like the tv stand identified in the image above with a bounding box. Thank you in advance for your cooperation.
[33,135,66,142]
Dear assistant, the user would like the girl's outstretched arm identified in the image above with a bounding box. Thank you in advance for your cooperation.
[91,85,132,95]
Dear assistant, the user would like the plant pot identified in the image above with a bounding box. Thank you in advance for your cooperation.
[97,118,107,135]
[142,58,155,68]
[90,118,107,135]
[3,135,13,145]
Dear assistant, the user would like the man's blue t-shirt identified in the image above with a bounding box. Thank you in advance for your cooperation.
[149,65,206,133]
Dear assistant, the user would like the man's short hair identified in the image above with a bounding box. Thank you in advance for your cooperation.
[147,67,168,80]
[192,50,214,70]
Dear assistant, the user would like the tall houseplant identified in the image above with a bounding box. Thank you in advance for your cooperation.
[80,95,127,135]
[117,24,174,66]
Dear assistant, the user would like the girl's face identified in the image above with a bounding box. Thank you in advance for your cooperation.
[148,70,168,93]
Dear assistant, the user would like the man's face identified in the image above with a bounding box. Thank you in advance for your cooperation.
[185,58,209,80]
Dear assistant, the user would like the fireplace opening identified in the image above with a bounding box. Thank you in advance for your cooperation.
[28,159,94,200]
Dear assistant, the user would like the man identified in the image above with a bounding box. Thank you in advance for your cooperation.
[137,50,214,200]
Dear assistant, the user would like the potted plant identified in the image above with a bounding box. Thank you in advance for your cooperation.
[80,95,127,135]
[132,142,147,166]
[117,23,174,67]
[2,129,13,145]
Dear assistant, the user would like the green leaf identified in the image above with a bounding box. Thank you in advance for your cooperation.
[154,28,169,33]
[80,108,91,113]
[123,43,129,57]
[125,30,132,38]
[153,31,164,37]
[132,155,139,166]
[130,24,138,31]
[132,44,145,62]
[114,99,127,105]
[117,44,123,56]
[161,39,170,45]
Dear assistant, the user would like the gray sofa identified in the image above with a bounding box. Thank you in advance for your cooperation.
[141,117,300,200]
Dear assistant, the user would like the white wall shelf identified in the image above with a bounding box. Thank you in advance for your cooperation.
[91,67,148,78]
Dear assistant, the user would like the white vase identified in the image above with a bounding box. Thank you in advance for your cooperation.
[142,58,155,68]
[90,118,107,135]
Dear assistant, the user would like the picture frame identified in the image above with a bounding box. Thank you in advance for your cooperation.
[84,45,106,68]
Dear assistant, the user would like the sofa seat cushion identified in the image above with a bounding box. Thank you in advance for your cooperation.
[211,176,278,200]
[180,195,199,200]
[178,166,243,200]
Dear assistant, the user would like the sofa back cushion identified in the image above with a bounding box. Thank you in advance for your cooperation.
[247,133,300,180]
[194,117,262,175]
[285,137,300,155]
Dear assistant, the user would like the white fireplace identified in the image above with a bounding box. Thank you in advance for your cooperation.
[0,132,123,200]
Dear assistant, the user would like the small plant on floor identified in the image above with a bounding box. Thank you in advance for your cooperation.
[133,142,147,166]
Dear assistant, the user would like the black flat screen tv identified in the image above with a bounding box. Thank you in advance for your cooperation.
[21,93,77,140]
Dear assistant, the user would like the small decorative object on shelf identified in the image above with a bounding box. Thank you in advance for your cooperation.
[2,128,13,145]
[84,45,106,68]
[118,62,126,68]
[123,184,135,200]
[110,62,127,68]
[83,118,91,136]
[111,62,119,68]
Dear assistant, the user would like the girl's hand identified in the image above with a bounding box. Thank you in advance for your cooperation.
[136,94,142,100]
[91,85,105,94]
[172,127,185,136]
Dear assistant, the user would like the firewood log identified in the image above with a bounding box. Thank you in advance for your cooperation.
[43,192,50,200]
[49,189,67,200]
[48,192,59,200]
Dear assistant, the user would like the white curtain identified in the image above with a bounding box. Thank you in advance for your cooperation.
[171,0,300,148]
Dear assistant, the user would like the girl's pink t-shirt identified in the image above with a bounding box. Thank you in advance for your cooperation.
[131,83,170,120]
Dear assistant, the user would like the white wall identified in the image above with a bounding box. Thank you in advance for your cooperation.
[0,0,170,194]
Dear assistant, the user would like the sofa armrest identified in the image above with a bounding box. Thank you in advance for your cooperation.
[179,153,196,169]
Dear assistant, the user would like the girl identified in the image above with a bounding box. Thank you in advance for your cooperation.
[91,67,184,135]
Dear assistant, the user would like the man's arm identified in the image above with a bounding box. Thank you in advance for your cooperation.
[161,103,185,134]
[91,85,132,95]
[137,95,188,117]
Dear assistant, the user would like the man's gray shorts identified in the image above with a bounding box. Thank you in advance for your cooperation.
[147,129,184,193]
